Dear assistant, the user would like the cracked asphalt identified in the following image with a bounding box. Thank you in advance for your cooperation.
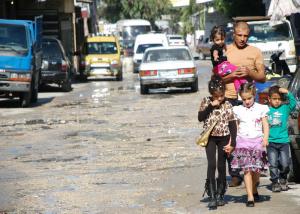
[0,60,299,213]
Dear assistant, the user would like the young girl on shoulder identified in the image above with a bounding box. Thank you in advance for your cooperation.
[231,82,269,207]
[210,26,246,91]
[198,75,237,210]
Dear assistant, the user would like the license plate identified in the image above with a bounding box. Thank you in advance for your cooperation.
[160,70,177,77]
[91,69,109,75]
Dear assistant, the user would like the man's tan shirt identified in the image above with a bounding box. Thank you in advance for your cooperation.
[226,44,264,99]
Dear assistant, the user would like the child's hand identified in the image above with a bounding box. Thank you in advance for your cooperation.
[214,56,219,61]
[262,138,268,148]
[211,100,220,107]
[279,88,288,94]
[224,142,234,155]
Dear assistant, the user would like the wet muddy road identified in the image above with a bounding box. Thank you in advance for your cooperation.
[0,60,212,213]
[1,60,299,214]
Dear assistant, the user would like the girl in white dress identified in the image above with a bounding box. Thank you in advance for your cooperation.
[231,82,269,207]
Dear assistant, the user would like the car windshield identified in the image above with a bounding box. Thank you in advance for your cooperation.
[123,25,151,40]
[0,24,28,56]
[136,44,163,54]
[42,40,62,58]
[248,22,292,43]
[143,49,191,62]
[86,42,118,54]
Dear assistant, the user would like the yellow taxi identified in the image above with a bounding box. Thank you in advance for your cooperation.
[79,35,122,81]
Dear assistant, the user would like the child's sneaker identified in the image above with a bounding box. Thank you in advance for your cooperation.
[271,182,281,192]
[279,179,288,191]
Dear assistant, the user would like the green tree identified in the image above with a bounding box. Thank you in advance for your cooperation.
[99,0,171,25]
[180,0,203,35]
[214,0,265,18]
[98,0,122,23]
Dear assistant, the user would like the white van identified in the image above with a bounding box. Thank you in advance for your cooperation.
[234,17,297,73]
[133,33,168,73]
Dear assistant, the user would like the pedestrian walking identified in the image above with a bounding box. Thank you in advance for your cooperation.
[198,75,237,210]
[222,21,266,187]
[267,86,296,192]
[231,82,269,207]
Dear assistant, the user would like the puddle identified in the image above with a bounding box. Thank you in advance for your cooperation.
[76,130,123,141]
[161,200,176,208]
[78,119,107,125]
[128,203,144,208]
[22,156,83,163]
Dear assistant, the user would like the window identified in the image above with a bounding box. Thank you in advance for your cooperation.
[42,40,62,58]
[136,44,162,54]
[86,42,117,54]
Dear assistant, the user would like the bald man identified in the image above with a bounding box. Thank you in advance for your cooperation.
[224,21,266,104]
[223,21,266,187]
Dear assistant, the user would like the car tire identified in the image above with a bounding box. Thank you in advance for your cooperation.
[79,72,87,82]
[290,147,300,182]
[62,74,72,92]
[191,78,198,92]
[31,71,39,103]
[116,71,123,81]
[19,91,31,108]
[140,84,149,94]
[199,52,206,60]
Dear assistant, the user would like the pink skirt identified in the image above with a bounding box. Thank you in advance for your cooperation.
[231,136,268,173]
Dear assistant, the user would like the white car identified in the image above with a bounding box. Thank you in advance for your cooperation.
[167,34,186,46]
[139,46,198,94]
[133,33,169,73]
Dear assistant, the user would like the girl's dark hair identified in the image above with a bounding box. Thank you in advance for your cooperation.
[208,75,225,94]
[239,82,256,96]
[268,85,284,99]
[210,25,226,41]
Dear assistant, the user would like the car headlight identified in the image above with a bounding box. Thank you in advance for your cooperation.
[9,72,31,82]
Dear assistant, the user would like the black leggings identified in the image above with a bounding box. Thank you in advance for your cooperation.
[206,135,230,181]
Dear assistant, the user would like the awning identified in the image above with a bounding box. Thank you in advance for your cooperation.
[267,0,300,26]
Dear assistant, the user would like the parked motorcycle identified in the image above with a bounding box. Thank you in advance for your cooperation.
[266,50,291,76]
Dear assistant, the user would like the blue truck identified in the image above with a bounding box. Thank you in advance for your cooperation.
[0,16,42,107]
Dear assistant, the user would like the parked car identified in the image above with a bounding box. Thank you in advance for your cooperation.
[133,33,169,73]
[139,46,198,94]
[41,37,72,92]
[196,37,211,60]
[79,35,122,81]
[167,34,186,46]
[287,66,300,182]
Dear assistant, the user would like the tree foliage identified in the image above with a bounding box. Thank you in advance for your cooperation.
[99,0,172,24]
[180,0,203,35]
[214,0,265,18]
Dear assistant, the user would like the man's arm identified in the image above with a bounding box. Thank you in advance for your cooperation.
[235,64,266,83]
[248,63,266,83]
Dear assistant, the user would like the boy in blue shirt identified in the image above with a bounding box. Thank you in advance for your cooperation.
[267,86,296,192]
